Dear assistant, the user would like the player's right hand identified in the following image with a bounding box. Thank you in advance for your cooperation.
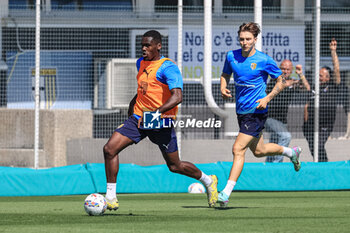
[221,88,232,99]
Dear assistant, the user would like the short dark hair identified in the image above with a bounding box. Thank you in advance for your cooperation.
[238,22,261,38]
[143,30,162,44]
[322,66,332,79]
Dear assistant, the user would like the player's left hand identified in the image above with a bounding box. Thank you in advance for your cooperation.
[256,98,268,110]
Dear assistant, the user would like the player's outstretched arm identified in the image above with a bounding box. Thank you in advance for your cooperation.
[330,38,341,85]
[256,75,286,110]
[158,88,182,114]
[220,73,232,99]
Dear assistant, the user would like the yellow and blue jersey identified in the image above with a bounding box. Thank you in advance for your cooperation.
[222,49,282,114]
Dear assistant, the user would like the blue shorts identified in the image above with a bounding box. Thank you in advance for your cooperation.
[115,116,178,153]
[237,113,268,138]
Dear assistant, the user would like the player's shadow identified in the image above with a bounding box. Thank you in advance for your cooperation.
[182,206,249,210]
[214,206,249,210]
[101,213,146,216]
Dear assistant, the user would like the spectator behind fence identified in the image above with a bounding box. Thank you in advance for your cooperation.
[303,38,341,162]
[265,60,310,163]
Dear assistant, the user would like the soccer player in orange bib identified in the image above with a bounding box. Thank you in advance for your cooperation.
[103,30,218,210]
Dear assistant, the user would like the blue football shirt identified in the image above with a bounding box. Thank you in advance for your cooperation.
[136,56,183,90]
[222,49,282,114]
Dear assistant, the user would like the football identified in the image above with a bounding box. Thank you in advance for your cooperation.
[84,193,107,216]
[188,183,206,194]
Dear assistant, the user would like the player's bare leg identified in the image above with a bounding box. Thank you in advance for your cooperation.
[229,133,253,181]
[218,133,252,207]
[250,134,301,171]
[249,133,283,157]
[161,151,201,179]
[103,132,134,210]
[162,151,218,207]
[218,133,301,207]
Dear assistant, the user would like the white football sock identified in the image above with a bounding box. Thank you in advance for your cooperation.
[106,183,116,200]
[282,147,293,158]
[222,180,236,197]
[199,172,212,187]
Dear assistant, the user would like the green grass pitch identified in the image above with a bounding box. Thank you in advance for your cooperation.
[1,191,349,233]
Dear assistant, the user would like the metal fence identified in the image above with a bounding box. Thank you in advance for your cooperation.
[1,1,349,166]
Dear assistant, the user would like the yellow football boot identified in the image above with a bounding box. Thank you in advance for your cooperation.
[106,197,119,211]
[206,175,218,207]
